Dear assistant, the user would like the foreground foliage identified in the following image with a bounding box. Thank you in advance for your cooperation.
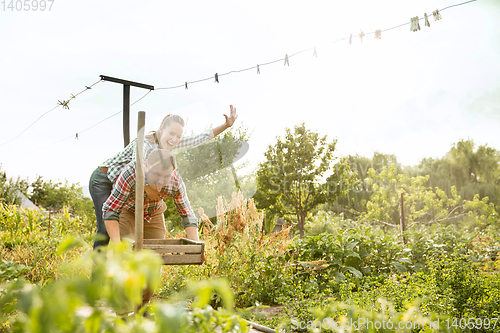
[0,240,248,333]
[1,193,499,332]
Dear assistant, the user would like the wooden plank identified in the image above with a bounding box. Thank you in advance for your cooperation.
[160,254,204,265]
[143,244,202,253]
[142,238,205,246]
[179,238,205,246]
[143,239,183,245]
[140,238,205,265]
[135,112,145,251]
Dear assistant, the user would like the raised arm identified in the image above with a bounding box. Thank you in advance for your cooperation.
[210,105,238,138]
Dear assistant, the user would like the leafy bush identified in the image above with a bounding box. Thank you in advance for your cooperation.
[0,260,30,283]
[0,239,249,333]
[160,191,294,307]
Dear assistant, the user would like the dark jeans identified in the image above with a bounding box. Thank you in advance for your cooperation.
[89,167,113,249]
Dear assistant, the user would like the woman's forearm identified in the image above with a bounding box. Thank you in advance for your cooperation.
[209,123,230,138]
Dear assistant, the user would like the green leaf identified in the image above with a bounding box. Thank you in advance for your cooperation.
[332,271,347,281]
[398,257,412,264]
[391,261,407,273]
[343,266,363,278]
[57,237,84,254]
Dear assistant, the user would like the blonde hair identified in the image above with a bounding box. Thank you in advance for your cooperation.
[145,114,185,147]
[147,149,177,171]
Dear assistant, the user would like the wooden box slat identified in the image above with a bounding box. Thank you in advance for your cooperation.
[160,254,204,265]
[143,244,202,253]
[140,238,205,265]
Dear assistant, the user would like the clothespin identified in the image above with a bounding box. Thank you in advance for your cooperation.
[349,34,352,44]
[85,86,91,90]
[284,54,289,66]
[257,64,260,74]
[410,16,420,32]
[374,29,382,40]
[58,100,70,110]
[75,133,79,140]
[214,73,219,83]
[424,13,430,27]
[185,82,188,89]
[70,93,76,99]
[359,29,364,42]
[313,47,317,57]
[433,9,442,21]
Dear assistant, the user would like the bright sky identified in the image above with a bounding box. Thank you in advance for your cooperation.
[1,0,499,195]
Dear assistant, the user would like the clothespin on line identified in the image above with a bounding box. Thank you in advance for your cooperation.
[359,29,364,42]
[410,16,421,32]
[424,13,430,27]
[214,73,219,83]
[433,9,442,20]
[185,82,188,89]
[313,47,317,57]
[75,133,79,140]
[374,29,381,40]
[284,54,289,66]
[58,100,70,110]
[257,64,260,74]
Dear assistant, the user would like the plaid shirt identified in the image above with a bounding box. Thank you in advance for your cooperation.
[101,129,211,183]
[102,164,198,229]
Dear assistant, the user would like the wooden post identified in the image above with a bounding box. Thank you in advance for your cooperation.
[135,111,146,251]
[400,193,407,245]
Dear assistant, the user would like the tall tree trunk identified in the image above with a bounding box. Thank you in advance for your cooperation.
[298,211,306,238]
[295,210,302,238]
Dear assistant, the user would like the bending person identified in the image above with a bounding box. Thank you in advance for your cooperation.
[90,106,237,248]
[102,149,196,308]
[103,149,197,243]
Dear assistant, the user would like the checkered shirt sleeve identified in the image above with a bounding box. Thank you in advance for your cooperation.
[164,171,197,228]
[102,166,135,222]
[174,129,212,150]
[102,166,197,228]
[101,129,212,183]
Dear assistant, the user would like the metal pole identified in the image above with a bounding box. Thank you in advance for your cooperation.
[135,111,145,251]
[123,85,130,147]
[99,75,154,148]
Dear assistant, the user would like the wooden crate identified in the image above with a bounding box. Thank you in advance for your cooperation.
[141,238,205,265]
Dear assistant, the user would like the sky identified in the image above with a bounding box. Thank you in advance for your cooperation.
[1,0,499,197]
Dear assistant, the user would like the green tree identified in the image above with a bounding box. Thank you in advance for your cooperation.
[254,123,350,238]
[29,176,94,217]
[362,164,498,230]
[321,152,402,218]
[407,139,500,205]
[0,166,30,206]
